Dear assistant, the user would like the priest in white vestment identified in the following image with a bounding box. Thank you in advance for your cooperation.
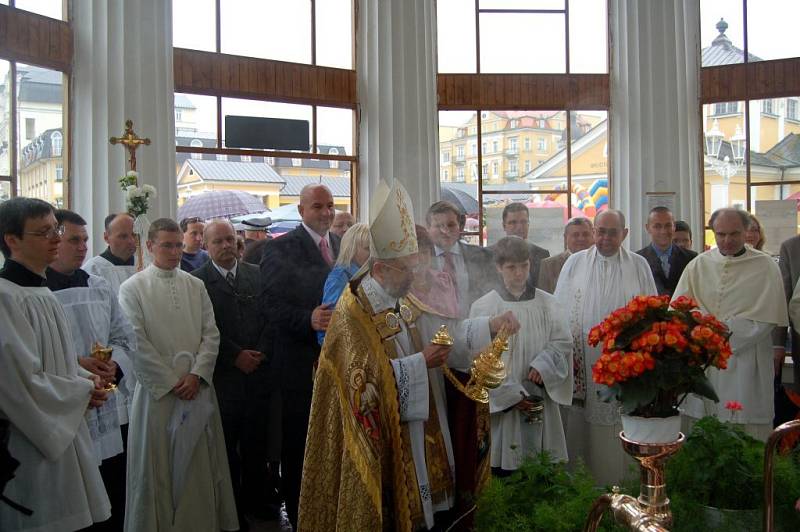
[471,236,572,470]
[673,208,787,441]
[118,218,237,532]
[46,209,137,531]
[297,181,519,531]
[0,197,110,532]
[83,212,140,425]
[554,210,657,486]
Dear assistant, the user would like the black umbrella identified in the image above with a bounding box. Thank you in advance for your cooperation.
[441,185,479,215]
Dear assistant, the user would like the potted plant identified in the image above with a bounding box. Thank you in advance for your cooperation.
[475,453,621,532]
[588,295,731,443]
[666,415,800,531]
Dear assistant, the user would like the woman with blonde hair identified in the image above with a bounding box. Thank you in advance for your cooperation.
[318,222,371,345]
[745,213,766,251]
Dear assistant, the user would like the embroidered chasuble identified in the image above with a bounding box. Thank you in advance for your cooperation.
[673,247,787,434]
[470,289,573,469]
[298,275,491,531]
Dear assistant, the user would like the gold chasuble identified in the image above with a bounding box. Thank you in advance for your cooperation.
[298,281,490,531]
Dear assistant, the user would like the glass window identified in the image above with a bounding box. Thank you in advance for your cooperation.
[316,106,354,156]
[220,0,312,64]
[747,0,800,62]
[14,0,63,20]
[479,13,566,73]
[173,0,217,51]
[315,0,354,69]
[788,99,799,121]
[702,101,748,225]
[701,0,745,67]
[175,93,218,147]
[568,0,608,73]
[0,60,9,178]
[16,64,65,206]
[437,0,478,73]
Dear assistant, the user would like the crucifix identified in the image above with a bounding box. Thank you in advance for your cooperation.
[110,119,151,174]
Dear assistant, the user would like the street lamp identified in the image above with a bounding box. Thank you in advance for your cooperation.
[705,119,746,182]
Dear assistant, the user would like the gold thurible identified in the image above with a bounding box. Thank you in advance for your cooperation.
[433,324,510,404]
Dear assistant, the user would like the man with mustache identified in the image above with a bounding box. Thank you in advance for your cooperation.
[192,219,273,531]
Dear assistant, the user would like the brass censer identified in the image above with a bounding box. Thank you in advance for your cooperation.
[432,324,510,404]
[90,341,117,392]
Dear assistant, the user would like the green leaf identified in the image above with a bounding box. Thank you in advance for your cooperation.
[613,319,653,349]
[690,374,719,402]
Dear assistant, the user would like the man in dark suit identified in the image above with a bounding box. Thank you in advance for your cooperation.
[773,235,800,383]
[426,200,497,318]
[498,202,550,290]
[260,184,340,528]
[538,217,594,293]
[192,220,273,531]
[636,206,697,297]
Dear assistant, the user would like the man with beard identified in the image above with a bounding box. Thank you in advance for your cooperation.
[298,181,517,531]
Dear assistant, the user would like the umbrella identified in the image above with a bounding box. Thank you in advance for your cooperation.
[268,221,301,237]
[268,203,303,222]
[441,185,479,215]
[177,190,267,221]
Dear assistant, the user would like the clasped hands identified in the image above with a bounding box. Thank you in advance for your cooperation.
[79,356,116,409]
[235,349,264,374]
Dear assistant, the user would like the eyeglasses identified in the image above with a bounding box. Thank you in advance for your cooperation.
[24,225,65,240]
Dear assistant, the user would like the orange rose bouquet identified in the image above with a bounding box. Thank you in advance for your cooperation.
[588,295,731,418]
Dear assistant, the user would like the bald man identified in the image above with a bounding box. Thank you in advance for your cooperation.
[259,184,340,527]
[554,209,657,486]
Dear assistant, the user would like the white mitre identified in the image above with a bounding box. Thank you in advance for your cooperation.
[369,180,418,259]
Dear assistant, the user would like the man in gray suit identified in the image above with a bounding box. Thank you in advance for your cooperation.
[498,202,551,291]
[537,217,594,293]
[192,219,273,530]
[774,234,800,383]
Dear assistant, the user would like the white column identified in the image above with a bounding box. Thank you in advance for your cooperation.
[71,0,176,255]
[610,0,702,251]
[357,0,439,222]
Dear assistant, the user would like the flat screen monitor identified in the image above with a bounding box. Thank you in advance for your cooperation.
[224,115,310,151]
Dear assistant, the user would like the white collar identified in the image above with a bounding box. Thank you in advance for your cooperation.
[212,260,238,280]
[362,274,398,313]
[302,222,330,248]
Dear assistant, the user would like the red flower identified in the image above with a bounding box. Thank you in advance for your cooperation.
[725,401,743,412]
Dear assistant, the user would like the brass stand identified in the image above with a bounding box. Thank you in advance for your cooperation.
[584,432,685,532]
[763,419,800,532]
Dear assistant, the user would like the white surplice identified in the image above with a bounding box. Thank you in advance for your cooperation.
[0,279,110,532]
[672,246,787,438]
[361,275,491,530]
[52,274,137,461]
[83,254,138,422]
[118,265,237,532]
[553,246,657,485]
[470,289,573,469]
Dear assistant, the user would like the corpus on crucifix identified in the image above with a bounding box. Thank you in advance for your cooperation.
[110,120,156,271]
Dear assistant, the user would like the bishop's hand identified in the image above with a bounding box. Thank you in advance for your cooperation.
[489,310,521,335]
[423,344,450,368]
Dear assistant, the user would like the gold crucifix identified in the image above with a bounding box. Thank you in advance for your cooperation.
[110,120,151,173]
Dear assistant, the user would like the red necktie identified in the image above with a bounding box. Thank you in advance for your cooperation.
[319,237,333,266]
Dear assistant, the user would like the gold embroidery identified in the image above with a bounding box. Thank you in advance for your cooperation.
[387,187,418,253]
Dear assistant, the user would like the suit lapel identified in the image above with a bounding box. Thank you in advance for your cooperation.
[206,261,236,296]
[294,226,329,268]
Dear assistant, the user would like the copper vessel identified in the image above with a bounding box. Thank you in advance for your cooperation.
[763,419,800,532]
[584,432,685,532]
